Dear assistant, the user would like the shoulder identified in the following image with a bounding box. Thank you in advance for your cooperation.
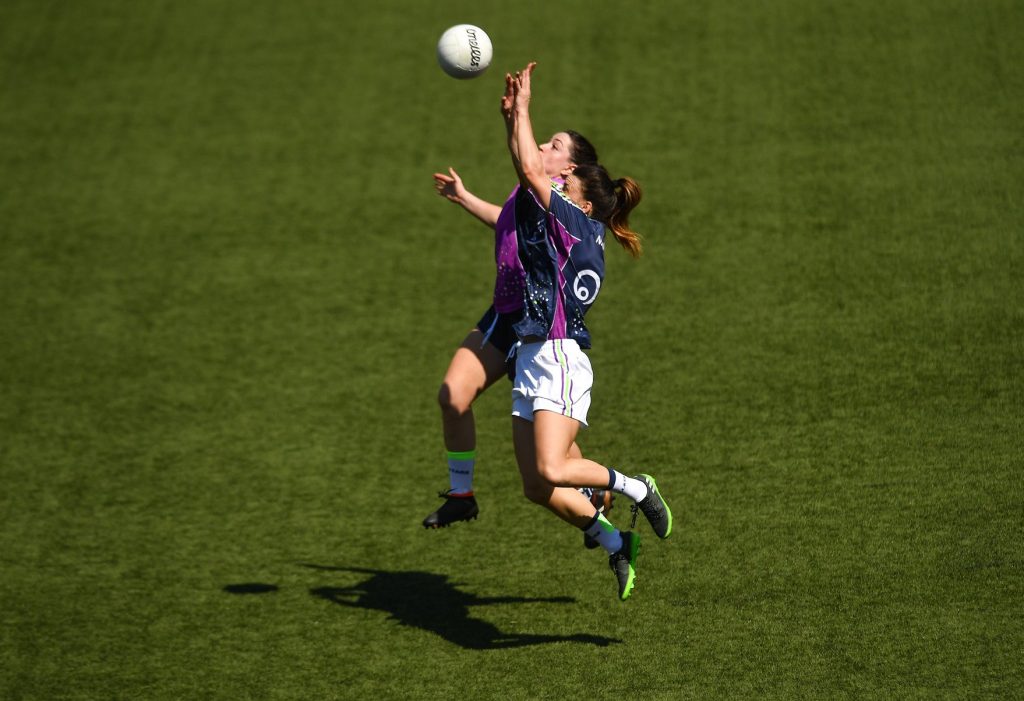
[550,191,602,239]
[549,189,585,221]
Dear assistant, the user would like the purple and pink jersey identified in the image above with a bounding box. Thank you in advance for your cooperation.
[492,186,527,314]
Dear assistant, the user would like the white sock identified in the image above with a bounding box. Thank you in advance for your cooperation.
[583,512,623,554]
[607,469,648,502]
[447,450,475,495]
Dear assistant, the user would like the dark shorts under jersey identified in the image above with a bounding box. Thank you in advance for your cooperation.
[476,305,523,358]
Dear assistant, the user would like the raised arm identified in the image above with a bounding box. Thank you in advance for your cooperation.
[507,62,552,209]
[501,70,515,148]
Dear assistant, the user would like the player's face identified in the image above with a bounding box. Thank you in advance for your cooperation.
[539,132,575,178]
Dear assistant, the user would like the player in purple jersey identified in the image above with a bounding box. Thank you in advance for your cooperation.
[423,122,600,529]
[505,62,674,601]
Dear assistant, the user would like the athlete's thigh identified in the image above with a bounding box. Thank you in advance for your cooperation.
[443,329,510,400]
[512,415,557,500]
[515,417,596,525]
[514,416,580,479]
[512,415,539,480]
[532,410,581,469]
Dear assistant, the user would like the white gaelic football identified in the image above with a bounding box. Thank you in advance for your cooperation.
[436,24,493,79]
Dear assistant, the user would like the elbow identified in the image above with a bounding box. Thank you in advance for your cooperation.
[519,158,547,191]
[521,161,544,181]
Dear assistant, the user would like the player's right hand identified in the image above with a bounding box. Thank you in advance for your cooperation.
[501,72,514,121]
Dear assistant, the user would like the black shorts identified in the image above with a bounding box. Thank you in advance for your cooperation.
[475,305,523,357]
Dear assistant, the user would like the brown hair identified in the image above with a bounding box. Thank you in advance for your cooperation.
[565,130,599,167]
[572,163,643,257]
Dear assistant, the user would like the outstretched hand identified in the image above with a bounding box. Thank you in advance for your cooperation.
[501,62,537,120]
[433,167,467,204]
[500,71,514,121]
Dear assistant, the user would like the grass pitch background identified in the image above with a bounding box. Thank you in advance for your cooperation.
[1,0,1021,698]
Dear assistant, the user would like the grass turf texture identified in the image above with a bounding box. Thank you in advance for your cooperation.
[1,0,1021,698]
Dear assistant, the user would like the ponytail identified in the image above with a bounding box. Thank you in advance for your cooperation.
[571,163,643,258]
[608,177,643,258]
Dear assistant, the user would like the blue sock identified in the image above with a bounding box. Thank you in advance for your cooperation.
[447,450,475,495]
[582,511,623,554]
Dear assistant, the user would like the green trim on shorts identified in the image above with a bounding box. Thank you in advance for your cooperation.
[553,339,572,414]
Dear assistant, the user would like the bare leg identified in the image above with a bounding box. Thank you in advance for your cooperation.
[438,330,509,452]
[513,416,598,529]
[438,330,585,454]
[531,411,613,488]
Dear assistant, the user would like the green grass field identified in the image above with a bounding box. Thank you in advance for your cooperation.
[2,1,1021,698]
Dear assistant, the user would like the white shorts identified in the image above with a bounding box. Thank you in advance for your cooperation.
[511,339,593,425]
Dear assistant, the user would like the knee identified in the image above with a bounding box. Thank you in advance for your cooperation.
[438,382,473,417]
[535,456,569,487]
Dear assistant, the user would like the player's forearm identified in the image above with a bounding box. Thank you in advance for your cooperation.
[458,191,502,227]
[506,108,530,190]
[514,105,550,207]
[506,110,522,171]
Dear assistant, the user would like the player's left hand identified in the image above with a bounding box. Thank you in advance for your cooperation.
[433,167,467,203]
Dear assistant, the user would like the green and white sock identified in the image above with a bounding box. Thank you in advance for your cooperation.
[583,512,623,554]
[447,450,475,496]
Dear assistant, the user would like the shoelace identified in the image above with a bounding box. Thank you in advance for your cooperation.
[630,492,663,529]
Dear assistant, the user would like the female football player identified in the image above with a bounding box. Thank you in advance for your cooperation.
[423,112,600,530]
[502,62,674,600]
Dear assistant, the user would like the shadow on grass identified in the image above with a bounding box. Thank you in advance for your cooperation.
[301,563,621,649]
